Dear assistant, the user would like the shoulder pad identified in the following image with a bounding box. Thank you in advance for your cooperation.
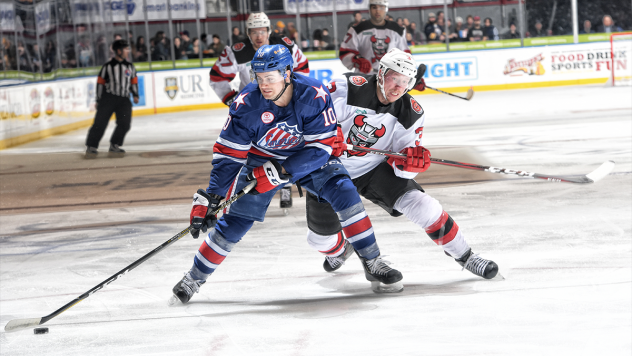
[270,35,295,52]
[384,20,405,36]
[231,41,256,64]
[396,94,424,129]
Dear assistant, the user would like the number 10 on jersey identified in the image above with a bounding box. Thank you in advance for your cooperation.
[323,108,337,126]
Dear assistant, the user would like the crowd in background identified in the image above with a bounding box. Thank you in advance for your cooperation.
[1,8,629,72]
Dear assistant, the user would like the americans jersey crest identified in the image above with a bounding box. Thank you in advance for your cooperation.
[257,122,303,150]
[346,115,386,157]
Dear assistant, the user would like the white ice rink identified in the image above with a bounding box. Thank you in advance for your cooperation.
[1,84,631,355]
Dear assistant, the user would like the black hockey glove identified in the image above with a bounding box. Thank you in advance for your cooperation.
[412,63,427,92]
[189,189,223,239]
[222,90,238,107]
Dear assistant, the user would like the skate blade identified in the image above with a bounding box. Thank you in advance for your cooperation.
[167,294,182,306]
[370,280,404,294]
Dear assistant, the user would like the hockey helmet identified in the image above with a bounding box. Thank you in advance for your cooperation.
[246,12,271,31]
[378,48,417,91]
[112,39,130,52]
[251,44,293,75]
[369,0,388,10]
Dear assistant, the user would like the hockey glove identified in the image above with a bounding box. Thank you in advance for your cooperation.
[412,63,427,92]
[352,55,372,74]
[246,159,292,195]
[331,125,347,157]
[387,146,431,173]
[222,90,238,107]
[190,189,223,239]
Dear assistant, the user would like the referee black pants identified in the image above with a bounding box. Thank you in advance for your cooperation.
[86,92,132,149]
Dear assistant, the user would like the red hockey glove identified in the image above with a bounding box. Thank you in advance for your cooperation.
[387,146,431,173]
[413,78,426,92]
[222,90,238,106]
[352,55,372,74]
[190,189,223,239]
[412,63,427,92]
[331,125,347,157]
[246,159,292,195]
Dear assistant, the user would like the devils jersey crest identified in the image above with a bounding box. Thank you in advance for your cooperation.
[346,114,386,156]
[257,122,303,150]
[370,35,391,62]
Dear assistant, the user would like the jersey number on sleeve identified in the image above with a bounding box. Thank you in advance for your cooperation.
[344,33,353,43]
[414,127,423,146]
[322,108,337,126]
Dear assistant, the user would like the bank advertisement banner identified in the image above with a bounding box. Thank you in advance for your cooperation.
[284,0,451,14]
[71,0,206,23]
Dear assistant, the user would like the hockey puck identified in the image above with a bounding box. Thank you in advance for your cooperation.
[34,327,49,334]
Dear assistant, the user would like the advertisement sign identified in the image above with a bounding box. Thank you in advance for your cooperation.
[71,0,206,23]
[35,2,52,34]
[152,69,219,108]
[284,0,451,14]
[0,2,14,31]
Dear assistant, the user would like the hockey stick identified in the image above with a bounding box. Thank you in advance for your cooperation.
[4,181,256,333]
[426,85,474,101]
[346,144,615,184]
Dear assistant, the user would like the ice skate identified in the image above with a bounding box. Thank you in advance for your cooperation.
[84,146,98,159]
[323,239,355,272]
[108,143,125,158]
[170,272,205,304]
[357,253,403,293]
[455,249,498,279]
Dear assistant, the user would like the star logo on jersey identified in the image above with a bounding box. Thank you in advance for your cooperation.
[233,93,249,110]
[311,85,329,103]
[257,122,303,150]
[346,115,386,157]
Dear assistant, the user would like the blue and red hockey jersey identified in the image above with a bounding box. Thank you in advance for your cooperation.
[207,74,338,197]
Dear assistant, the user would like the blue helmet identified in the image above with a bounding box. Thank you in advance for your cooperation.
[251,44,293,74]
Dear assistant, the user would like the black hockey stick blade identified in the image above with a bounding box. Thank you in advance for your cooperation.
[4,181,256,333]
[426,85,474,101]
[346,144,615,184]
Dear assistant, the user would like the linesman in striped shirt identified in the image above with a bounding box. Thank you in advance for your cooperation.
[85,40,139,158]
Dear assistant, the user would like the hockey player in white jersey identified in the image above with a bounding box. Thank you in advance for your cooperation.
[305,49,499,287]
[209,12,309,106]
[340,0,416,82]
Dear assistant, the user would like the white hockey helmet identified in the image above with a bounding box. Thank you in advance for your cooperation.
[246,12,271,31]
[369,0,389,11]
[378,48,417,91]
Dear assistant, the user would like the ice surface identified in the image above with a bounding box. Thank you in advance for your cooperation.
[1,85,630,355]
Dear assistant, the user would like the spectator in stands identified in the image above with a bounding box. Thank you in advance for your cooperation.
[406,32,414,46]
[77,35,94,67]
[180,30,192,53]
[403,18,411,32]
[597,15,623,33]
[409,22,424,44]
[135,36,147,62]
[188,38,200,58]
[446,18,458,41]
[530,20,550,37]
[579,20,594,34]
[29,43,42,73]
[425,12,445,43]
[466,16,486,41]
[42,40,56,72]
[152,31,170,61]
[231,26,246,45]
[348,11,364,29]
[2,38,16,70]
[275,21,287,36]
[386,14,394,22]
[503,22,521,39]
[16,42,33,72]
[321,29,334,50]
[484,17,499,40]
[437,11,444,23]
[396,17,404,27]
[454,16,468,41]
[286,22,298,42]
[206,34,225,57]
[95,35,109,65]
[312,29,322,50]
[127,31,136,61]
[466,15,474,30]
[437,17,447,39]
[173,36,187,60]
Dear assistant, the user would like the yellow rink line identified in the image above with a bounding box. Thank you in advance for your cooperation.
[0,77,609,150]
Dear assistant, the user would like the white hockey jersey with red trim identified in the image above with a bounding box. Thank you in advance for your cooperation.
[339,20,410,75]
[328,73,425,179]
[209,34,309,104]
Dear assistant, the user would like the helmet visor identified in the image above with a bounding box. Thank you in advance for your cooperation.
[250,69,286,85]
[383,70,415,89]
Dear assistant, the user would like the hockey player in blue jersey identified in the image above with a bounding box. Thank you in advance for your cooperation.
[171,44,403,304]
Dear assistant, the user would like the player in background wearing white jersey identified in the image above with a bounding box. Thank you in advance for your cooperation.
[305,49,499,288]
[209,12,309,107]
[340,0,420,91]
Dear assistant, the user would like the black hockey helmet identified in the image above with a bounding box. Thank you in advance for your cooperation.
[112,39,130,52]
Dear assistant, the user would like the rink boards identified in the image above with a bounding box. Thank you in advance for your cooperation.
[0,40,630,149]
